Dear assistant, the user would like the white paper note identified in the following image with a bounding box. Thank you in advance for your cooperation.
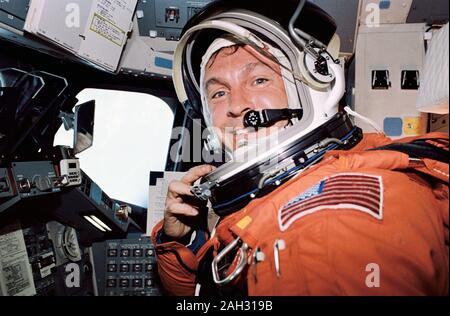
[146,171,186,236]
[0,223,36,297]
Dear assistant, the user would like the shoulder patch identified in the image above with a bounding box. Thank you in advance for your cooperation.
[278,173,383,231]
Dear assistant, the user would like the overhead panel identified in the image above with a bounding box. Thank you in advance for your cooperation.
[360,0,413,25]
[355,23,428,137]
[0,0,30,30]
[120,0,214,78]
[407,0,449,24]
[136,0,213,41]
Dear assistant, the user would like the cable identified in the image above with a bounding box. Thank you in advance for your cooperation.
[344,106,383,134]
[288,0,307,50]
[294,28,327,50]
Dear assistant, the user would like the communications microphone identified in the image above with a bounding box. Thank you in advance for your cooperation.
[243,108,303,129]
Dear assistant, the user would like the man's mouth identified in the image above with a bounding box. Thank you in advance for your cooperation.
[224,124,283,151]
[229,127,266,149]
[231,128,251,148]
[231,128,249,136]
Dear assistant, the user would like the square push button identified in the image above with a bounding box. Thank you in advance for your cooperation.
[107,249,118,257]
[106,279,117,288]
[120,249,130,257]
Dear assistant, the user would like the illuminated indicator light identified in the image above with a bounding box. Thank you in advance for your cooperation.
[90,215,112,232]
[84,216,106,232]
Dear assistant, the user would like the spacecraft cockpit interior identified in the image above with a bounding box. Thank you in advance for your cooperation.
[0,0,448,297]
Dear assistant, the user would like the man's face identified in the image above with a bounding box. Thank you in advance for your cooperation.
[204,45,289,151]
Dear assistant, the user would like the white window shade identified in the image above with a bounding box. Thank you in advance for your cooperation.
[54,89,174,208]
[417,23,449,114]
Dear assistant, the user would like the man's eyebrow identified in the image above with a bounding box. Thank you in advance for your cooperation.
[243,61,279,74]
[205,77,228,90]
[242,62,261,74]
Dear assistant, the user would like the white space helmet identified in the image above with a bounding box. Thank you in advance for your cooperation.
[173,0,363,215]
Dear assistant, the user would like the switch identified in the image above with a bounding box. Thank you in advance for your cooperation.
[165,7,180,23]
[107,249,118,257]
[116,205,131,223]
[106,279,117,288]
[120,249,130,257]
[145,264,154,272]
[145,279,154,288]
[107,264,118,272]
[133,264,143,272]
[18,178,31,193]
[401,70,420,90]
[120,264,130,272]
[136,10,144,19]
[119,279,130,288]
[372,70,391,89]
[132,279,143,288]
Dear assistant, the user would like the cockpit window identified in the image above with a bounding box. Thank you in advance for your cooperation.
[54,88,174,208]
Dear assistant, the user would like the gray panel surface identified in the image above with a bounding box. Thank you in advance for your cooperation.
[407,0,449,24]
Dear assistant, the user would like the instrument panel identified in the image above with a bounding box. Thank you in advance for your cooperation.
[92,237,161,296]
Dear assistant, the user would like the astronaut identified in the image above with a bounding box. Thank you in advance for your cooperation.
[151,0,449,296]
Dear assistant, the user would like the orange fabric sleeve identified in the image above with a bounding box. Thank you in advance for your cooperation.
[151,221,198,296]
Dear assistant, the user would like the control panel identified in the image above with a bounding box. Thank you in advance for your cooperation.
[60,159,82,186]
[24,222,95,296]
[23,224,58,296]
[136,0,213,41]
[1,161,70,214]
[11,161,61,197]
[92,237,161,296]
[77,171,130,234]
[0,0,30,30]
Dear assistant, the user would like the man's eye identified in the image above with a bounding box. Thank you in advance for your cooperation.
[254,78,269,85]
[212,91,226,99]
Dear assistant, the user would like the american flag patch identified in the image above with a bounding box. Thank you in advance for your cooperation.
[278,173,383,231]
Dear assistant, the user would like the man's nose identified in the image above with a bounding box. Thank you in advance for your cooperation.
[227,91,254,118]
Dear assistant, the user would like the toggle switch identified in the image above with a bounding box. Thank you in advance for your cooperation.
[165,7,180,23]
[18,178,31,193]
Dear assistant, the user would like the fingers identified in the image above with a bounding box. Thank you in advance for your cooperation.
[167,165,216,199]
[181,165,216,185]
[166,202,199,217]
[167,181,193,199]
[163,165,215,240]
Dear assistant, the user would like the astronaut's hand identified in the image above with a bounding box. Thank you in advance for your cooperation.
[163,165,216,240]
